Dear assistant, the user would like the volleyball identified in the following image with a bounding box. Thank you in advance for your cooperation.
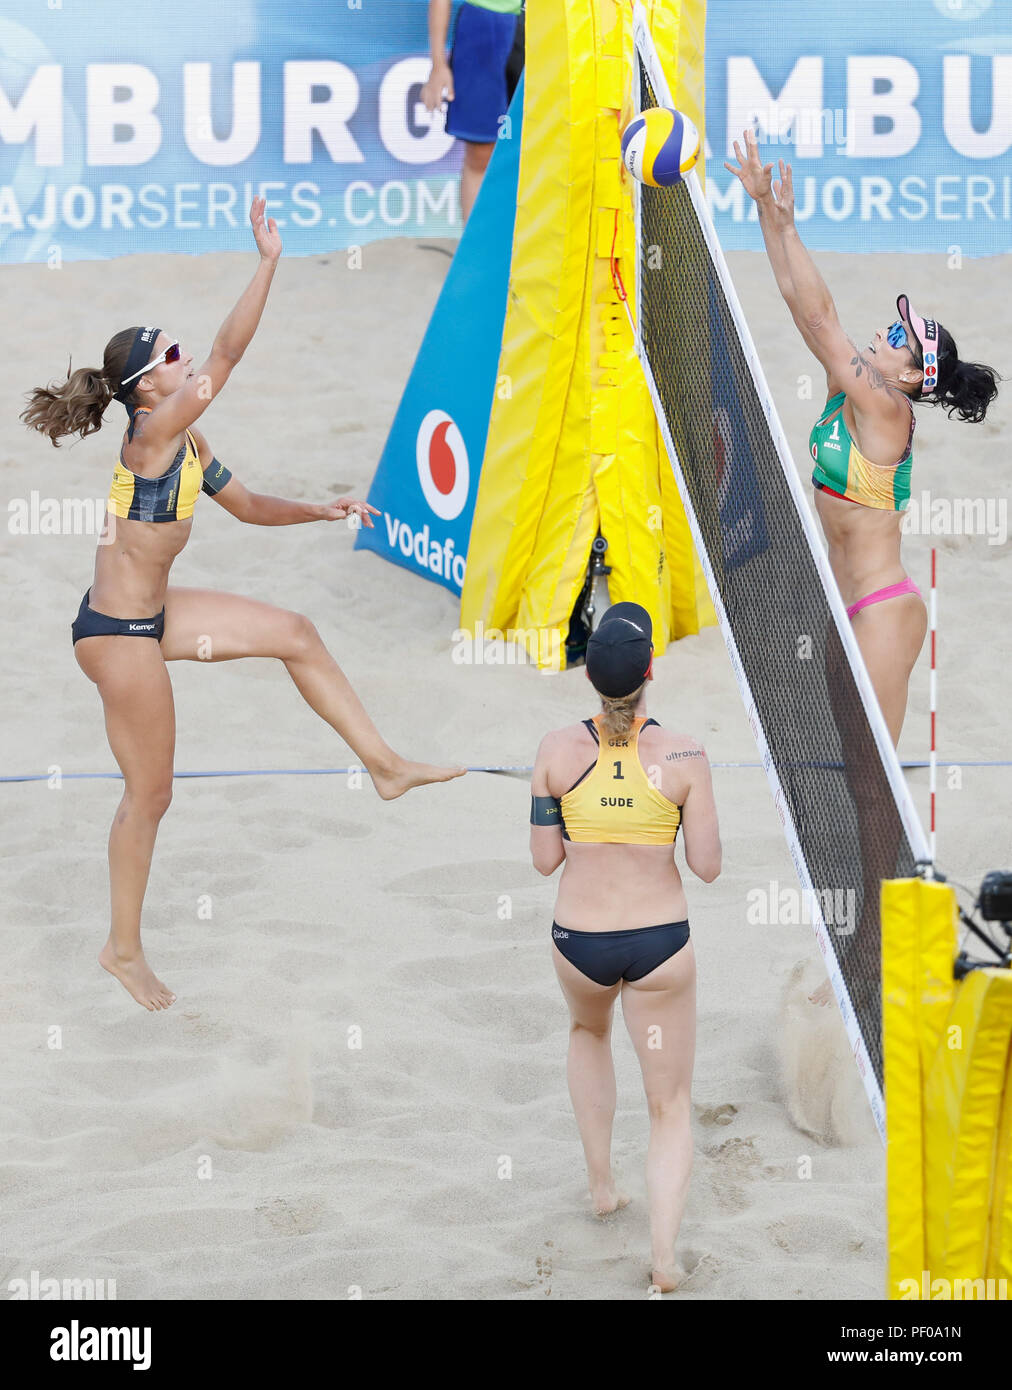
[620,106,700,187]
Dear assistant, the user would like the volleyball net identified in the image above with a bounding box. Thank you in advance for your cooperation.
[630,8,932,1138]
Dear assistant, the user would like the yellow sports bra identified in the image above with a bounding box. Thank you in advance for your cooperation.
[108,406,231,522]
[559,716,682,846]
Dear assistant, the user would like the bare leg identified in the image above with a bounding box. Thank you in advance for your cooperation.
[850,592,927,745]
[460,140,494,223]
[622,941,697,1291]
[551,945,629,1216]
[75,636,178,1010]
[811,592,927,1005]
[161,588,465,798]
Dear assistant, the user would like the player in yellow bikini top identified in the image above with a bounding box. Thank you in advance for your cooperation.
[109,395,232,523]
[559,714,682,845]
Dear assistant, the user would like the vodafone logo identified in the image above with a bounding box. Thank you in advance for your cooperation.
[416,410,469,521]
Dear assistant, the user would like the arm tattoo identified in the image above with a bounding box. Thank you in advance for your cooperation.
[665,749,705,761]
[847,338,886,390]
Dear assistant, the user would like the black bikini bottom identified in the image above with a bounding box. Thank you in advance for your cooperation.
[551,919,690,987]
[72,589,165,645]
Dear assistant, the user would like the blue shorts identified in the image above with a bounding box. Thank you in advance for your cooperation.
[446,1,520,144]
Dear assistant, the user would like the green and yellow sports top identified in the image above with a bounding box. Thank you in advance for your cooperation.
[108,406,231,522]
[559,716,682,846]
[810,393,914,511]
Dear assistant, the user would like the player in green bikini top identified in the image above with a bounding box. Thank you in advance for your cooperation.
[809,387,914,511]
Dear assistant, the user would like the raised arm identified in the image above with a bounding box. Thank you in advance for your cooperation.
[725,130,905,416]
[141,198,282,445]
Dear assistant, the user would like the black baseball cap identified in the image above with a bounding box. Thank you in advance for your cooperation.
[585,602,653,698]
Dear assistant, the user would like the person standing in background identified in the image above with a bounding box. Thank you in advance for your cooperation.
[421,0,525,224]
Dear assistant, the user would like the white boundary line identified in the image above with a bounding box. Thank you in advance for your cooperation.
[629,5,933,1140]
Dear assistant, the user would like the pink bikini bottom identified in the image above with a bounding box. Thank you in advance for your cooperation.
[846,577,923,621]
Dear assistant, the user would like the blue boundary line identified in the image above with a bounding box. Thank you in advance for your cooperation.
[3,760,1010,784]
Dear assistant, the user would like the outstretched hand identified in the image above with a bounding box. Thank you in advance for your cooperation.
[250,196,282,263]
[724,129,796,228]
[769,158,795,226]
[723,127,775,202]
[315,497,380,528]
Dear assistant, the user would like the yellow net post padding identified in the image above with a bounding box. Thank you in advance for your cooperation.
[884,877,1012,1300]
[459,0,714,667]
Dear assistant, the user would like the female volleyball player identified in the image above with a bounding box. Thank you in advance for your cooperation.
[529,603,721,1292]
[21,198,464,1013]
[726,129,998,745]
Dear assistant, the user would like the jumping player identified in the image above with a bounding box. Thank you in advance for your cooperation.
[21,199,465,1013]
[725,129,998,745]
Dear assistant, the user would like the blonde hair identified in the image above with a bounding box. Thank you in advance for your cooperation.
[598,681,647,740]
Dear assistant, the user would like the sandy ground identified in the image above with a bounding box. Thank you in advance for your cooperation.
[0,238,1008,1300]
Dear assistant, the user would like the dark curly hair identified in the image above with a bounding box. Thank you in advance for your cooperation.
[908,323,1000,424]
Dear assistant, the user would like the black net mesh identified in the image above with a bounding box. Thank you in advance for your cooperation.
[637,69,918,1085]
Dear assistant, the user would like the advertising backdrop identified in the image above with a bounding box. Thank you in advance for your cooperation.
[1,0,1009,263]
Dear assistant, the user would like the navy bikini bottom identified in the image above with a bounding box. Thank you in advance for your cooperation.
[551,919,690,987]
[72,589,165,645]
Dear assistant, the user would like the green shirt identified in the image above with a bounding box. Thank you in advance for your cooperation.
[465,0,523,14]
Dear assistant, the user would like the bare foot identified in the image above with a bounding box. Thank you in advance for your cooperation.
[808,978,833,1007]
[370,757,467,801]
[99,941,176,1011]
[650,1263,687,1293]
[590,1182,630,1217]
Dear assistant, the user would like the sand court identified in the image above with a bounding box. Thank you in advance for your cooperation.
[0,240,1008,1299]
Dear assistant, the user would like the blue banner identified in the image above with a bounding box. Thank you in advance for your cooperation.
[353,76,522,595]
[0,0,462,262]
[0,0,1009,262]
[702,0,1012,255]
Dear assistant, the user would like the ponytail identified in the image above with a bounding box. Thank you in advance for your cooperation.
[930,357,1000,425]
[21,326,142,447]
[916,324,1000,424]
[21,363,114,447]
[598,682,647,740]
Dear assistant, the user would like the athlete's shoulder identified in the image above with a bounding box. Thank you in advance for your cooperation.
[642,724,710,765]
[536,721,594,755]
